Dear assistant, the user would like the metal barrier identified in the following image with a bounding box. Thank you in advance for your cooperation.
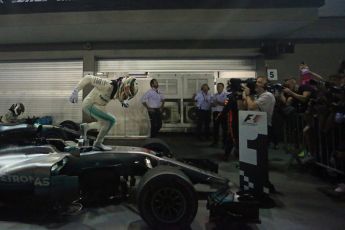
[283,113,345,175]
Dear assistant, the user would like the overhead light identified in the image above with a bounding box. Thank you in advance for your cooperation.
[129,72,148,78]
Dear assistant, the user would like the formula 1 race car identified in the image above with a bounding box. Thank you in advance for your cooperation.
[0,121,173,157]
[0,124,260,229]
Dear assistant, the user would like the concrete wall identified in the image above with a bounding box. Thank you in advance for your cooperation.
[265,42,345,82]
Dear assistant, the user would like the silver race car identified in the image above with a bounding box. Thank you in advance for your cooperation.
[0,123,260,229]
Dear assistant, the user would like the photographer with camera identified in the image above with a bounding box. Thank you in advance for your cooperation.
[242,76,276,193]
[278,79,294,106]
[281,78,316,113]
[242,76,276,129]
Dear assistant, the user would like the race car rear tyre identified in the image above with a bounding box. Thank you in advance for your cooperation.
[43,129,66,140]
[137,166,197,229]
[141,138,173,158]
[59,120,80,131]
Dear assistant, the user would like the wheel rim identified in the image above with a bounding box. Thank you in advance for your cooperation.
[150,187,187,223]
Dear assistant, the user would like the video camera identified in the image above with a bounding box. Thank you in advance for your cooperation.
[267,83,286,94]
[329,85,345,95]
[227,78,256,96]
[307,80,345,114]
[327,85,345,113]
[314,80,345,96]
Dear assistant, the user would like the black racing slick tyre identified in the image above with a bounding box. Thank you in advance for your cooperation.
[59,120,80,131]
[141,138,173,158]
[136,166,198,229]
[42,128,66,140]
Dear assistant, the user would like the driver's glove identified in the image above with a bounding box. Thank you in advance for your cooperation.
[69,88,79,103]
[122,100,129,108]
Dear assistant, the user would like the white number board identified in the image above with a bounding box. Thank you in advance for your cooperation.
[267,69,278,81]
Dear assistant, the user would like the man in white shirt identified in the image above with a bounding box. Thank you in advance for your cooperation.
[242,76,276,193]
[141,79,165,137]
[193,83,212,141]
[211,83,228,147]
[242,76,275,127]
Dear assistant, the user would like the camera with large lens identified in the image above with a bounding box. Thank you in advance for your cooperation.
[328,85,345,113]
[267,83,285,94]
[227,78,242,93]
[329,85,345,95]
[227,78,256,96]
[305,80,345,115]
[323,80,345,98]
[244,78,257,95]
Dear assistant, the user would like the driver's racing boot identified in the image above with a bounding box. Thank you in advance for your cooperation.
[93,142,112,151]
[80,123,88,140]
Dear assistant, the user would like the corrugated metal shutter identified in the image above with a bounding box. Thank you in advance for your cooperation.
[0,61,83,125]
[96,59,256,72]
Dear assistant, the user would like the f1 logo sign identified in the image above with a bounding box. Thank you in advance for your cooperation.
[239,111,267,165]
[243,114,262,125]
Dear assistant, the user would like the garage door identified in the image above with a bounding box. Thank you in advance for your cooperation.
[96,59,256,72]
[0,60,83,125]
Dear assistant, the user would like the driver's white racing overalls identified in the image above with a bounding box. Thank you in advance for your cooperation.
[72,75,119,150]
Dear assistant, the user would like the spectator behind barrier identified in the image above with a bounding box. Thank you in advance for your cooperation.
[281,78,316,113]
[299,62,324,85]
[279,62,345,193]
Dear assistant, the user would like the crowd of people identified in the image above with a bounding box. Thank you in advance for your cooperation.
[191,61,345,194]
[192,76,276,159]
[274,62,345,194]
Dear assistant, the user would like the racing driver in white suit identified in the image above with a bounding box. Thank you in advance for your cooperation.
[69,73,138,151]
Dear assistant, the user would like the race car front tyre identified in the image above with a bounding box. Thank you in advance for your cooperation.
[141,138,173,158]
[136,166,198,229]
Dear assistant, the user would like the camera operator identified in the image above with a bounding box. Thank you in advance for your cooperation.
[219,79,245,160]
[242,76,276,129]
[242,76,276,192]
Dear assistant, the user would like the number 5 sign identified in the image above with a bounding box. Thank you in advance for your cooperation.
[267,69,278,80]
